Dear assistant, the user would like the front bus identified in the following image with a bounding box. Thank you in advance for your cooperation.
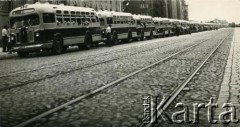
[9,3,101,57]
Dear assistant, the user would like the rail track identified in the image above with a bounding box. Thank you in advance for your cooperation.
[0,38,195,91]
[13,39,208,127]
[0,37,175,79]
[139,33,232,127]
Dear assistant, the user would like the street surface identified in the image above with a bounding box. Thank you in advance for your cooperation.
[0,28,240,127]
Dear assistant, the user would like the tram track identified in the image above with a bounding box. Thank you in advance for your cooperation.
[0,38,199,92]
[0,29,232,127]
[140,33,232,127]
[24,32,233,127]
[0,37,176,79]
[13,39,208,127]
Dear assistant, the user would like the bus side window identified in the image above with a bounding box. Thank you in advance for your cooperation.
[107,17,113,24]
[64,17,70,23]
[91,17,96,23]
[43,13,56,23]
[77,17,81,25]
[57,16,63,23]
[99,18,105,26]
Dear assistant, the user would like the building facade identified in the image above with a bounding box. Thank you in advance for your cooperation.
[0,0,188,39]
[167,0,177,19]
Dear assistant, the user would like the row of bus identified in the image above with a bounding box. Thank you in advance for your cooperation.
[8,2,225,57]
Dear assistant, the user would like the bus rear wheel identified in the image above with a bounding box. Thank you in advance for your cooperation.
[52,36,63,54]
[83,34,92,50]
[17,52,29,57]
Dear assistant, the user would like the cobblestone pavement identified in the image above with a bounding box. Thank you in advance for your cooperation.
[0,36,202,91]
[162,30,234,127]
[19,29,233,127]
[0,31,214,74]
[0,28,235,127]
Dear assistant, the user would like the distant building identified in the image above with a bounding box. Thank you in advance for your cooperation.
[167,0,178,19]
[125,0,153,16]
[183,1,189,20]
[156,0,168,18]
[177,0,183,19]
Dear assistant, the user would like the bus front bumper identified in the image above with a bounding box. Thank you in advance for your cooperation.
[10,43,53,52]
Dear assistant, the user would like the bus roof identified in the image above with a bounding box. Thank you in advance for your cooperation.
[10,2,95,16]
[169,19,180,23]
[97,10,132,18]
[152,17,170,23]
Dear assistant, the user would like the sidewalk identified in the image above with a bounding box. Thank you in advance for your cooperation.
[0,47,16,59]
[211,28,240,127]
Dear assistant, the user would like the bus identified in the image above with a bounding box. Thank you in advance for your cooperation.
[189,21,200,33]
[97,10,135,45]
[170,19,181,36]
[153,17,173,37]
[179,20,191,34]
[133,14,155,41]
[9,2,101,57]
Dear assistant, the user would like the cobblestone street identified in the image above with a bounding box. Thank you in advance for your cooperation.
[1,28,240,127]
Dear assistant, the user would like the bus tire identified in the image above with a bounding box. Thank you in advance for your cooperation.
[127,32,132,43]
[112,32,118,45]
[17,52,29,57]
[52,35,63,54]
[83,34,92,49]
[140,31,144,41]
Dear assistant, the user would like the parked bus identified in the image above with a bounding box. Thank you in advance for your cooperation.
[153,17,173,37]
[179,20,191,34]
[133,14,155,41]
[97,10,135,45]
[9,2,101,57]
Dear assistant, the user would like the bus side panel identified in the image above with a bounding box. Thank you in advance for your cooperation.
[37,27,101,45]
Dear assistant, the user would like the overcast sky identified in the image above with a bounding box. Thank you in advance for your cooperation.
[185,0,240,23]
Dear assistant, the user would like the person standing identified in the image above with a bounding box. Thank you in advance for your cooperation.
[1,26,8,52]
[106,24,112,46]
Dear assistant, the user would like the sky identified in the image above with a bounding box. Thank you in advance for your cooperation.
[185,0,240,24]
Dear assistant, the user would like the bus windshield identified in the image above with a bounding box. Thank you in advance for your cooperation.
[10,14,39,28]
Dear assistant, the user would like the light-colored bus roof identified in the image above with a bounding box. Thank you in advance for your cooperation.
[10,2,95,16]
[132,14,152,20]
[189,20,200,25]
[152,17,170,23]
[97,10,132,18]
[169,19,180,23]
[179,20,189,23]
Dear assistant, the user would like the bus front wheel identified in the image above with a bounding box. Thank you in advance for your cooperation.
[52,36,63,54]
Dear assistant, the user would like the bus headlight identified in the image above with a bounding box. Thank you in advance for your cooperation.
[36,32,39,37]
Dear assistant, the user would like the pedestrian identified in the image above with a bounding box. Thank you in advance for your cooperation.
[106,24,112,46]
[7,33,12,54]
[1,25,8,52]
